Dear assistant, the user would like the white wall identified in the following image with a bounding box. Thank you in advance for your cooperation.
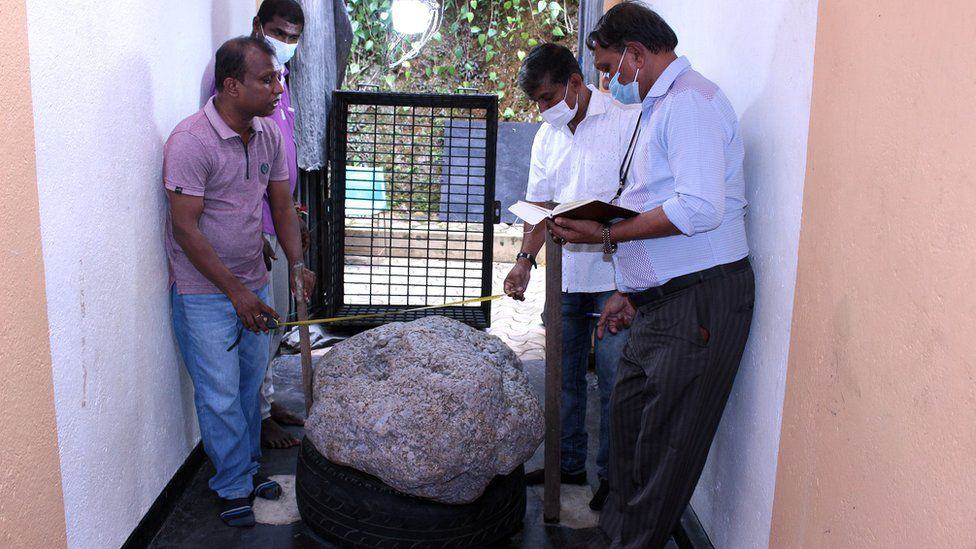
[641,1,819,547]
[26,1,254,547]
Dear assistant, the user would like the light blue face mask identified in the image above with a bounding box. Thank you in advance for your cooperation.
[608,52,641,104]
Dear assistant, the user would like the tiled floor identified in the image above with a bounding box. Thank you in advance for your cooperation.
[149,264,675,548]
[487,262,548,361]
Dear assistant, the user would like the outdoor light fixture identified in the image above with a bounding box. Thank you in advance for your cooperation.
[391,0,434,35]
[387,0,441,68]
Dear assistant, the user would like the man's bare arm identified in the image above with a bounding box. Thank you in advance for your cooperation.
[169,190,248,296]
[519,201,553,256]
[549,206,681,245]
[267,180,302,267]
[267,179,315,301]
[168,190,276,331]
[504,201,552,300]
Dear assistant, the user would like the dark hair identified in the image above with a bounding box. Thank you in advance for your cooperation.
[257,0,305,27]
[586,1,678,54]
[517,43,583,98]
[214,36,276,91]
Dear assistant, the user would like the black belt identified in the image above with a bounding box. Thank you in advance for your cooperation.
[627,257,751,308]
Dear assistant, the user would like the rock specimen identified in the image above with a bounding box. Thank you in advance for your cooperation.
[304,316,543,504]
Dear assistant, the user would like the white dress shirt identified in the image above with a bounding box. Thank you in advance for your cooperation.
[614,57,750,292]
[525,85,642,293]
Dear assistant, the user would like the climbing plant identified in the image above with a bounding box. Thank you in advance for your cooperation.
[344,0,578,122]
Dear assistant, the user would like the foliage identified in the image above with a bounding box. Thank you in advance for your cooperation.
[344,0,578,123]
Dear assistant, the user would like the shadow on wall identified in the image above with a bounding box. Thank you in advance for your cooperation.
[130,52,201,445]
[201,0,246,106]
[71,53,204,541]
[691,5,812,547]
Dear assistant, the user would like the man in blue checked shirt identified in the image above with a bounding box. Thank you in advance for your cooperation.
[549,3,755,548]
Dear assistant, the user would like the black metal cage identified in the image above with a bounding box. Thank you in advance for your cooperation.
[322,91,499,330]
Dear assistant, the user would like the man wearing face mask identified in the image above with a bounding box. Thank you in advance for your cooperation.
[504,43,641,512]
[205,0,309,450]
[548,3,754,548]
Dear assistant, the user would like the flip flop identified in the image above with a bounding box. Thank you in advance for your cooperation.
[219,497,255,527]
[252,475,282,501]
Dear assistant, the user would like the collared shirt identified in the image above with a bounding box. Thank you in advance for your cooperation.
[613,57,750,292]
[526,85,642,293]
[163,96,289,294]
[207,67,297,235]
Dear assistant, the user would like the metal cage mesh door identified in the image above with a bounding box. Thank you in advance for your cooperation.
[326,91,499,330]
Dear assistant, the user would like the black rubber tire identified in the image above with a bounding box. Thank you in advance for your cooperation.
[296,437,526,548]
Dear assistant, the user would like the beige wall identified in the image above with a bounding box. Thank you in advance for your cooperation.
[771,1,976,547]
[0,0,67,547]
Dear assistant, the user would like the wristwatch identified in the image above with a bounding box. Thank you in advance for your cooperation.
[602,224,618,255]
[515,252,537,268]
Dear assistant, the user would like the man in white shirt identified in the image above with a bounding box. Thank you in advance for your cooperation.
[551,5,755,547]
[503,43,641,511]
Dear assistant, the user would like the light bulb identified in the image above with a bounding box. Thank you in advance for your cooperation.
[390,0,434,35]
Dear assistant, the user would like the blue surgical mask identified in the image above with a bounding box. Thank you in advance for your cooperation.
[608,52,641,104]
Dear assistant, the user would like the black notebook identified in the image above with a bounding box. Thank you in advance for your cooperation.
[508,199,639,225]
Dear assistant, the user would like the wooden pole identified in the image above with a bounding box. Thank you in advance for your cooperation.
[543,231,563,523]
[295,272,314,416]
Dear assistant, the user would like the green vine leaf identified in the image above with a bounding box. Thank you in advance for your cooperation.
[344,0,577,124]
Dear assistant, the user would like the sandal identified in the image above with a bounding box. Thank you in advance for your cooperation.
[252,474,282,501]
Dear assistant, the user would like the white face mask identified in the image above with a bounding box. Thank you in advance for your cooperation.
[266,35,298,66]
[541,84,579,130]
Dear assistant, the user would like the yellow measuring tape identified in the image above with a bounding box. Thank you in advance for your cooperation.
[276,294,506,328]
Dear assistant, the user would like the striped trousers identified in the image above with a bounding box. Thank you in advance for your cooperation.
[600,265,755,548]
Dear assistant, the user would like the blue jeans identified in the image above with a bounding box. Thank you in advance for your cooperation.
[561,290,628,480]
[171,284,270,499]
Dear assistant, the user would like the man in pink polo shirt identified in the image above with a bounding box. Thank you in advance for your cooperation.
[204,1,308,450]
[165,35,315,527]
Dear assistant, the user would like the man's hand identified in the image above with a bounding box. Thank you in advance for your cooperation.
[504,261,532,301]
[262,236,277,271]
[230,288,279,333]
[290,262,317,303]
[597,292,636,339]
[549,217,603,244]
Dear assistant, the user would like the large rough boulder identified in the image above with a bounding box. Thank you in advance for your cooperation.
[304,316,543,504]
